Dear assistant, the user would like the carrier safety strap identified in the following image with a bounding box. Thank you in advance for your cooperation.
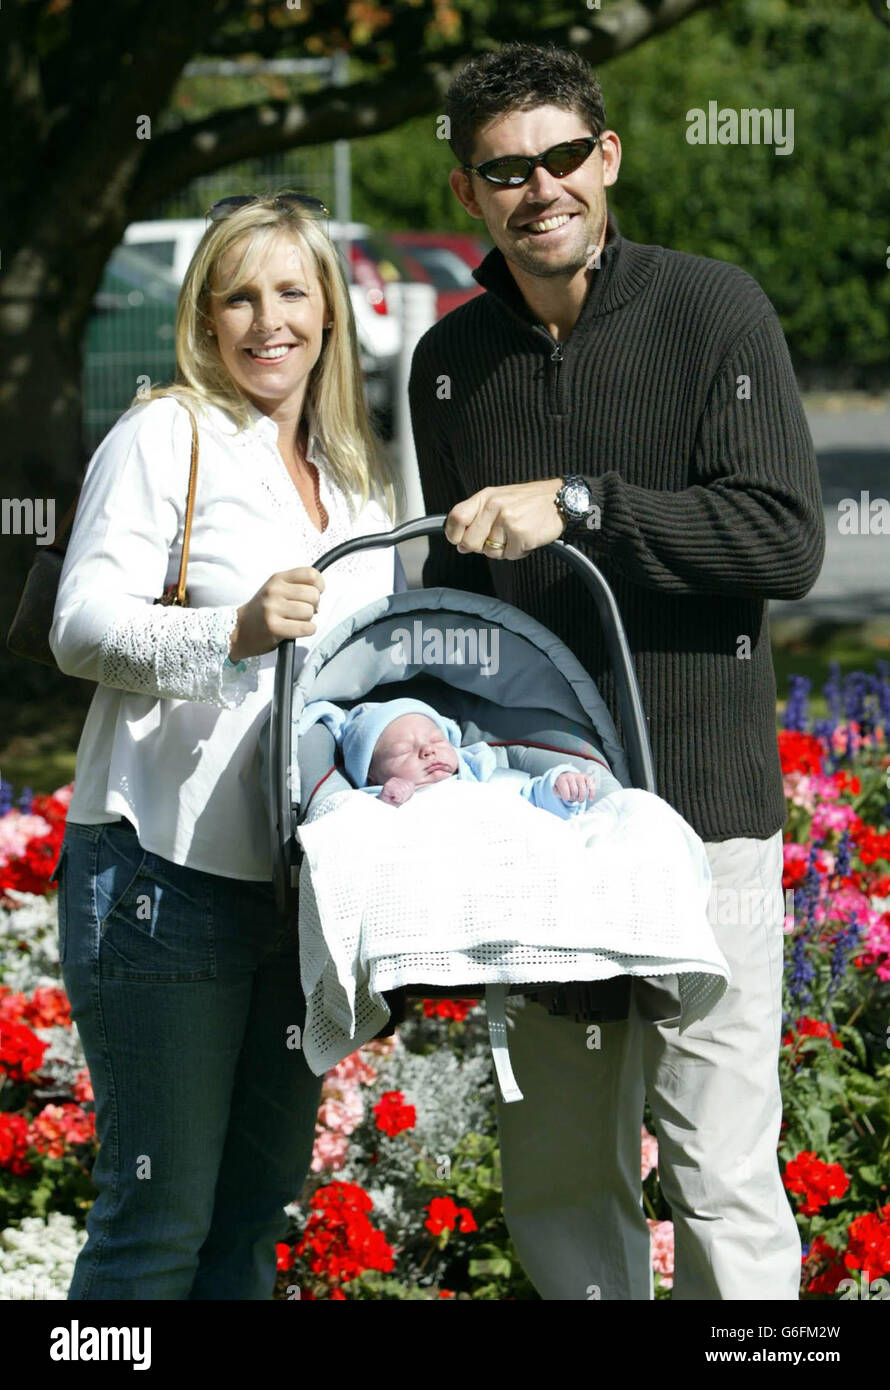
[484,984,524,1104]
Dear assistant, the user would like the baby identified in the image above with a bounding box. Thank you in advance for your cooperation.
[369,711,597,816]
[297,695,604,821]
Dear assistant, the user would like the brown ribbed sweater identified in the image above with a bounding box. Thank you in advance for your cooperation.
[407,208,825,842]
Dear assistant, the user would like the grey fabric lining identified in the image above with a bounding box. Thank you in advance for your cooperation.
[258,587,632,819]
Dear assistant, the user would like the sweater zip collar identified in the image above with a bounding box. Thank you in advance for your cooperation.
[471,207,637,350]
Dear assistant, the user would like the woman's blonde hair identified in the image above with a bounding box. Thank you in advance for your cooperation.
[133,193,401,521]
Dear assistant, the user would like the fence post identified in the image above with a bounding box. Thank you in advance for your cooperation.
[389,281,437,585]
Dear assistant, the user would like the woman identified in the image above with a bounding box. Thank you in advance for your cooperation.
[47,192,406,1299]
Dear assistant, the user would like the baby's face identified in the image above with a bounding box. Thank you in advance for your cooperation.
[368,714,459,788]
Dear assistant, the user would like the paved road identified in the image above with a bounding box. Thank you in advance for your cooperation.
[770,403,890,632]
[395,400,890,636]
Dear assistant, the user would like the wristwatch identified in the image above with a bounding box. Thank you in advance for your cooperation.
[554,475,595,533]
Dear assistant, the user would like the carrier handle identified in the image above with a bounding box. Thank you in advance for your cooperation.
[270,515,657,916]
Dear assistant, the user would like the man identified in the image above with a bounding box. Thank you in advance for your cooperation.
[407,41,825,1300]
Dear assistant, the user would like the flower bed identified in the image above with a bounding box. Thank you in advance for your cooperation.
[1,660,889,1300]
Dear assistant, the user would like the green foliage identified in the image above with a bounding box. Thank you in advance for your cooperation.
[0,1153,97,1230]
[341,0,889,376]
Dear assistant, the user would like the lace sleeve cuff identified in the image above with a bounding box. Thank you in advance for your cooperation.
[98,603,261,708]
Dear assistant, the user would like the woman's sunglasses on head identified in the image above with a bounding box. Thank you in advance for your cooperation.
[462,135,599,188]
[206,192,330,222]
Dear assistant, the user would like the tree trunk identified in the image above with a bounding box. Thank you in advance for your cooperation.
[0,216,131,706]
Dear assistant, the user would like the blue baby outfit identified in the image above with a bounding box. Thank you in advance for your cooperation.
[296,697,599,819]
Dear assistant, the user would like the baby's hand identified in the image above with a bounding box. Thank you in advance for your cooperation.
[554,771,598,805]
[378,776,415,808]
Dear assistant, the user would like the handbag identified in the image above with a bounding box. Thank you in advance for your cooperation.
[6,404,200,670]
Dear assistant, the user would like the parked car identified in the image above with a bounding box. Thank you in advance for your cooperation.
[83,245,182,452]
[365,231,489,320]
[391,230,492,274]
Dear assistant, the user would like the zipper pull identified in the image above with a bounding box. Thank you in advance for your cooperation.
[551,342,564,363]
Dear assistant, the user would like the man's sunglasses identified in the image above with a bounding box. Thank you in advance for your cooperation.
[462,135,599,188]
[206,192,330,222]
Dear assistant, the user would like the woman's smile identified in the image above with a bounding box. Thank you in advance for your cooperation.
[243,342,301,365]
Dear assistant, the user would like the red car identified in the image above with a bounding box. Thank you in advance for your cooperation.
[389,232,491,319]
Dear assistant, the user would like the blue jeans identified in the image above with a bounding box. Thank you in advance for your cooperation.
[50,817,323,1300]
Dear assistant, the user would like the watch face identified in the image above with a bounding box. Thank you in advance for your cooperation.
[563,482,590,515]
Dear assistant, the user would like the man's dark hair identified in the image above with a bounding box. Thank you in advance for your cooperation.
[445,42,606,168]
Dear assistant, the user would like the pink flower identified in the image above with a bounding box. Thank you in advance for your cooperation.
[829,721,884,758]
[860,915,890,981]
[641,1125,658,1182]
[28,1102,96,1157]
[73,1069,94,1103]
[326,1051,378,1088]
[810,800,859,841]
[0,813,53,868]
[310,1130,350,1173]
[782,773,818,813]
[317,1092,364,1136]
[648,1219,674,1289]
[361,1036,398,1060]
[0,988,28,1023]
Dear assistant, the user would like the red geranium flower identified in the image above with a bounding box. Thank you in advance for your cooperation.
[781,1017,844,1052]
[805,1235,848,1295]
[843,1204,890,1277]
[777,730,825,776]
[424,1195,478,1236]
[21,986,71,1029]
[782,1151,850,1216]
[29,1103,96,1158]
[0,1019,49,1083]
[0,987,28,1023]
[422,999,475,1022]
[850,822,890,868]
[0,825,65,897]
[0,1112,33,1175]
[832,770,861,796]
[295,1180,395,1289]
[373,1090,416,1137]
[308,1180,373,1214]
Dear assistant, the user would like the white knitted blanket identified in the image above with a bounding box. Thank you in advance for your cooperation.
[296,779,731,1080]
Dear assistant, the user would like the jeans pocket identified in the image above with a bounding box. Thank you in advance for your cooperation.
[96,821,216,982]
[48,840,69,965]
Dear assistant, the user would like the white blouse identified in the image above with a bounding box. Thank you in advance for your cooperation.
[50,393,405,881]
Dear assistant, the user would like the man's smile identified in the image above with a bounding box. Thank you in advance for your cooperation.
[516,211,579,236]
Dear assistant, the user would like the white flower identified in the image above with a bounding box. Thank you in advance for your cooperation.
[0,1213,87,1300]
[0,894,62,992]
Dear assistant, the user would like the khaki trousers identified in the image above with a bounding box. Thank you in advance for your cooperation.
[494,829,802,1300]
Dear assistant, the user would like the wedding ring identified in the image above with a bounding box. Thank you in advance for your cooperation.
[484,536,506,551]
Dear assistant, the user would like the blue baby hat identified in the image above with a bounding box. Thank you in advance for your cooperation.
[297,697,463,788]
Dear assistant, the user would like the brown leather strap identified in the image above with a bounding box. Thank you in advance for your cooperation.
[48,495,81,554]
[50,401,200,590]
[174,406,200,603]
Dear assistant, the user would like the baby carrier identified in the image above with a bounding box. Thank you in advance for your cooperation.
[262,516,662,1102]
